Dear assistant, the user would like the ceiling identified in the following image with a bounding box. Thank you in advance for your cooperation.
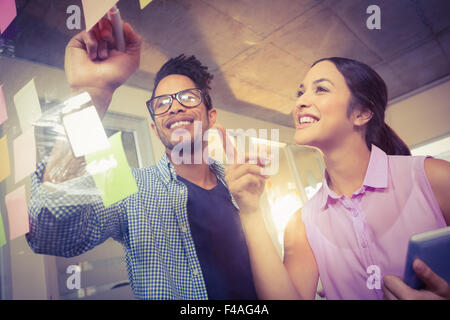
[3,0,450,127]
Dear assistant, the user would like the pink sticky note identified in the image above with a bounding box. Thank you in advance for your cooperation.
[0,84,7,125]
[13,128,36,183]
[5,185,29,241]
[0,0,17,34]
[81,0,119,31]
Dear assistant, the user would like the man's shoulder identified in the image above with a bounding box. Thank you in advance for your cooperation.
[131,165,162,184]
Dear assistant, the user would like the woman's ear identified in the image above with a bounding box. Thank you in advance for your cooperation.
[352,108,373,127]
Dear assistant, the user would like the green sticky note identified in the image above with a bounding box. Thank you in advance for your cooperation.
[85,132,138,208]
[0,210,6,248]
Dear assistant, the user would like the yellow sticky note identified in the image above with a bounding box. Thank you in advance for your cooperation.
[139,0,153,10]
[85,132,138,207]
[13,78,42,132]
[81,0,119,31]
[0,135,11,182]
[0,209,6,248]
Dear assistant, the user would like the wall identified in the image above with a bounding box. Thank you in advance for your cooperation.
[386,76,450,147]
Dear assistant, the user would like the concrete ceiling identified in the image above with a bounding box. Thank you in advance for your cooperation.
[3,0,450,128]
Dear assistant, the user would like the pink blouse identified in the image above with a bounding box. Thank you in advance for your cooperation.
[301,145,447,299]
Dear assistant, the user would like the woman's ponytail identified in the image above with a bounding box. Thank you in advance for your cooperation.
[366,121,411,156]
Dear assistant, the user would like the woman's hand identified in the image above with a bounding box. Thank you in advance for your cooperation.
[224,157,269,214]
[216,124,269,214]
[383,259,450,300]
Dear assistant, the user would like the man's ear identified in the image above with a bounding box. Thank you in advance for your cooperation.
[208,108,217,128]
[352,108,373,127]
[151,122,160,139]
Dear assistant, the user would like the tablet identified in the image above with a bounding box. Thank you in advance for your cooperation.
[403,227,450,289]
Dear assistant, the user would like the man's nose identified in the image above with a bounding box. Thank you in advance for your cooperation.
[169,98,187,114]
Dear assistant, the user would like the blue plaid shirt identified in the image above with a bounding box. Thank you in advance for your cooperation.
[27,153,240,300]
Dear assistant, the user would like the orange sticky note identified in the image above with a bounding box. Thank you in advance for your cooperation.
[0,135,11,182]
[13,128,36,183]
[139,0,153,9]
[81,0,119,31]
[5,185,30,240]
[0,84,8,125]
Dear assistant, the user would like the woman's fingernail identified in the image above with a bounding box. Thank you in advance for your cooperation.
[414,259,424,272]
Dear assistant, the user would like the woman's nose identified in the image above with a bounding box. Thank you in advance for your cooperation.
[296,93,312,109]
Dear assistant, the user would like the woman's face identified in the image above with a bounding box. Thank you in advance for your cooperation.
[293,60,355,150]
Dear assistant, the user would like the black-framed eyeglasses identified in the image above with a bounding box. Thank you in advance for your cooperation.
[146,88,204,116]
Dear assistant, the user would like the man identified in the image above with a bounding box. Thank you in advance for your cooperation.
[27,18,257,300]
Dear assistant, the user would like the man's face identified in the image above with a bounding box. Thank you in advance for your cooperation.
[151,74,217,151]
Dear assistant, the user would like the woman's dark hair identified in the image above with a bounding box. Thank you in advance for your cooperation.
[312,57,410,156]
[150,54,213,120]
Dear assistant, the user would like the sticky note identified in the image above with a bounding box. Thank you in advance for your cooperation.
[13,128,36,183]
[0,210,6,248]
[13,79,42,132]
[0,84,8,125]
[5,185,30,240]
[85,132,138,207]
[139,0,153,10]
[0,135,11,182]
[62,106,110,157]
[81,0,119,31]
[0,0,17,34]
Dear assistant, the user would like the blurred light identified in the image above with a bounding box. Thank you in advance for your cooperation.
[411,135,450,161]
[250,136,286,148]
[268,192,302,232]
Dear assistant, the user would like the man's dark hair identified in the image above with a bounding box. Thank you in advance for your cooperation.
[150,54,213,119]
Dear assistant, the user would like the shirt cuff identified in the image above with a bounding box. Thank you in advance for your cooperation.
[30,162,102,216]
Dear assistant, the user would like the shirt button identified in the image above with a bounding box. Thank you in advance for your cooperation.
[180,189,185,195]
[361,241,368,248]
[180,226,187,233]
[193,269,199,276]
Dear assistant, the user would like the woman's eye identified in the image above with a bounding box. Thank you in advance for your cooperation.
[297,90,304,97]
[316,86,328,93]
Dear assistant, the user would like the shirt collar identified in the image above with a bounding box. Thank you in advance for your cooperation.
[320,144,388,209]
[156,152,227,186]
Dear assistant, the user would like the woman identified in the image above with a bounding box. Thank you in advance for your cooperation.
[224,57,450,300]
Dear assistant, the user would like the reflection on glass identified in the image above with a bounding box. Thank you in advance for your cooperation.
[289,145,325,200]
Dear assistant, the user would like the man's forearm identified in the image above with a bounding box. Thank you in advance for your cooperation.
[70,85,115,118]
[42,86,114,184]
